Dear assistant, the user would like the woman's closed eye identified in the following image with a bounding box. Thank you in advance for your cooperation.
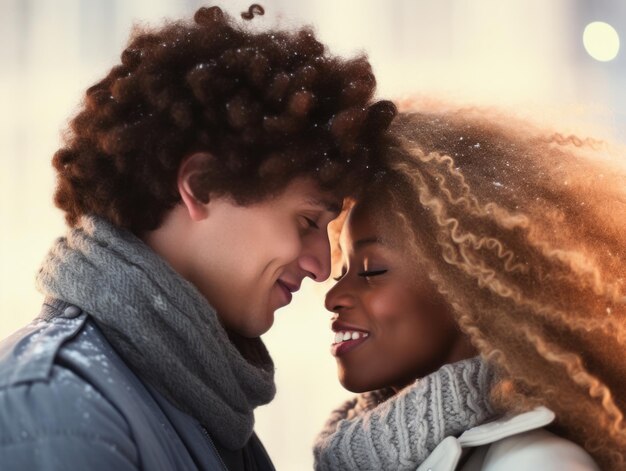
[332,267,347,282]
[358,269,388,279]
[332,268,388,282]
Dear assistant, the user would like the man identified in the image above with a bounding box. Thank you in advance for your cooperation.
[0,5,394,470]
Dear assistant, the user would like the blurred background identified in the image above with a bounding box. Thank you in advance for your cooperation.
[1,0,624,469]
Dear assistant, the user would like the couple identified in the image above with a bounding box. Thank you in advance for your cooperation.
[0,5,623,471]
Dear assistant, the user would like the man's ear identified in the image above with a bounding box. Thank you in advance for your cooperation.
[178,152,213,221]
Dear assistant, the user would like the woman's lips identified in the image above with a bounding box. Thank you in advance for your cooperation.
[330,321,371,357]
[331,334,369,357]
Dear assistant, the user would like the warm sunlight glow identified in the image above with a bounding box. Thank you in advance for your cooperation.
[583,21,620,62]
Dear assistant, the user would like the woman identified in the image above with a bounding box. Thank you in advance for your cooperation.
[314,108,626,470]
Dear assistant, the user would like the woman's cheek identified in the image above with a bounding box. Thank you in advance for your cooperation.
[367,284,417,321]
[364,286,403,322]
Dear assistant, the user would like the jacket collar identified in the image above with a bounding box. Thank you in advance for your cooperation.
[458,406,555,447]
[417,406,555,471]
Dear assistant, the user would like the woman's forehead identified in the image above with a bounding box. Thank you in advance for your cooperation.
[340,204,399,252]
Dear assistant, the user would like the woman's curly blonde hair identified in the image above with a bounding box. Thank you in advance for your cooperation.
[357,107,626,469]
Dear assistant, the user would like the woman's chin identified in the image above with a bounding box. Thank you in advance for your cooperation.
[338,369,383,394]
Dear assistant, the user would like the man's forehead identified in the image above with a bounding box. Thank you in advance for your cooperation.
[282,176,343,214]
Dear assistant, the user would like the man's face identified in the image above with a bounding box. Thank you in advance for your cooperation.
[185,178,341,337]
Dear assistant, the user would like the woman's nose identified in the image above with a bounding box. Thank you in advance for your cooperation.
[324,279,353,313]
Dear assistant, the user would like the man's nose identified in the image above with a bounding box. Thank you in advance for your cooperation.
[298,232,331,282]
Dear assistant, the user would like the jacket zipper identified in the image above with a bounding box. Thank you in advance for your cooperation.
[200,426,229,471]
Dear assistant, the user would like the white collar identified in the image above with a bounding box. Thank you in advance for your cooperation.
[417,406,555,471]
[458,406,555,447]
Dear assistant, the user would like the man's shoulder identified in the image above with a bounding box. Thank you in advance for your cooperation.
[0,364,136,451]
[0,300,91,390]
[0,300,226,470]
[0,371,139,470]
[0,347,139,469]
[0,299,144,419]
[0,301,139,467]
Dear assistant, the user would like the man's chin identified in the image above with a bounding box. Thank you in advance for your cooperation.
[239,312,275,339]
[227,319,272,340]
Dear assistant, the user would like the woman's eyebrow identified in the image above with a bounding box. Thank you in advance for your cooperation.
[353,237,384,250]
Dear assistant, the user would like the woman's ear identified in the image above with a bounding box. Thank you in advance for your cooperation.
[177,152,213,221]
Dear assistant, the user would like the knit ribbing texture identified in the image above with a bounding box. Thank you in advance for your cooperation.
[314,356,496,470]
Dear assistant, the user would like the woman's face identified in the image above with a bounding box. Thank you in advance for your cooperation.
[325,203,476,393]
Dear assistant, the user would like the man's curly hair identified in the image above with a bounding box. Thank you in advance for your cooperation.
[52,5,396,234]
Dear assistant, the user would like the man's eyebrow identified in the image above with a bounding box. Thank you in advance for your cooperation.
[305,197,342,215]
[353,237,384,250]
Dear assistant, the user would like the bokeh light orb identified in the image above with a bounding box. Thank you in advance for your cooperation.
[583,21,620,62]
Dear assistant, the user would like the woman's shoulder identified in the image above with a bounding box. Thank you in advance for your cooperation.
[474,428,599,471]
[454,407,600,471]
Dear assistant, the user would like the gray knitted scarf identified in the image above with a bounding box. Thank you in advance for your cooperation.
[36,215,276,450]
[314,356,497,470]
